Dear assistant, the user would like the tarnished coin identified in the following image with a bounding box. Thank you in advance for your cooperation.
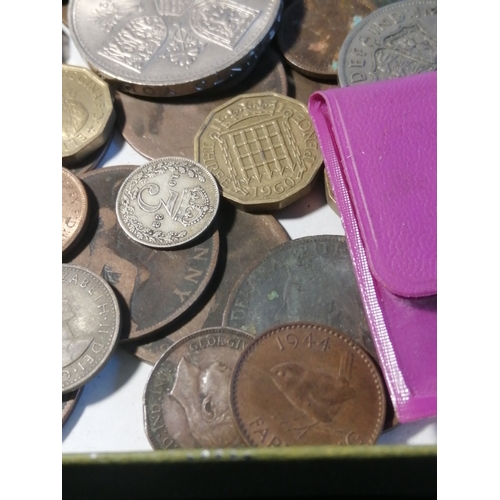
[223,235,376,359]
[230,323,386,446]
[115,47,288,160]
[144,327,255,449]
[62,264,121,393]
[62,167,89,255]
[116,158,219,248]
[125,200,289,364]
[195,92,323,211]
[68,0,282,97]
[277,0,375,79]
[62,388,82,426]
[70,166,219,342]
[287,68,337,106]
[62,65,115,165]
[338,0,437,87]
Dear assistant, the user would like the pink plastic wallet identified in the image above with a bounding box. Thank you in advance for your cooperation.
[308,72,436,423]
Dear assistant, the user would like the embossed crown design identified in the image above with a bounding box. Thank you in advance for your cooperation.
[172,186,214,227]
[155,0,193,16]
[214,99,278,129]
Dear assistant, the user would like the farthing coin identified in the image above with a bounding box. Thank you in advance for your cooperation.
[68,0,282,97]
[277,0,375,79]
[125,200,289,364]
[114,46,288,160]
[62,65,115,165]
[70,166,220,342]
[62,167,89,255]
[62,388,82,425]
[195,92,323,211]
[144,327,255,449]
[337,0,437,87]
[223,235,377,360]
[230,323,386,446]
[116,158,220,248]
[62,264,121,393]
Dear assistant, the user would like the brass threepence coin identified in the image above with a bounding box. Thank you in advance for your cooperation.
[223,235,376,360]
[195,92,323,211]
[230,323,386,446]
[68,0,282,97]
[277,0,375,79]
[62,264,121,393]
[337,0,437,87]
[116,157,220,249]
[62,167,89,255]
[62,64,115,165]
[115,46,288,160]
[144,327,255,449]
[70,166,219,342]
[125,200,289,364]
[62,388,82,426]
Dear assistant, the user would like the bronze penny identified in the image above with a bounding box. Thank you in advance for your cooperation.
[68,166,219,342]
[62,388,82,426]
[287,68,337,106]
[115,47,288,161]
[62,167,89,255]
[124,201,289,364]
[144,327,255,450]
[230,323,386,446]
[277,0,375,79]
[223,235,376,359]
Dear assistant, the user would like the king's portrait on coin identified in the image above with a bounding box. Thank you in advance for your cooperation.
[62,298,93,368]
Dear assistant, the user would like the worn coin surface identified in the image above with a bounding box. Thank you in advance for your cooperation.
[337,0,437,87]
[125,200,289,364]
[62,64,115,165]
[62,264,121,393]
[144,327,255,449]
[195,92,323,211]
[223,235,376,359]
[70,166,219,342]
[62,388,82,425]
[116,157,219,248]
[230,323,386,446]
[62,167,89,255]
[115,46,288,160]
[68,0,281,97]
[277,0,375,79]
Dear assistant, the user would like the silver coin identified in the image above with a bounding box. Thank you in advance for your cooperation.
[62,264,121,393]
[68,0,282,97]
[337,0,437,87]
[116,158,219,248]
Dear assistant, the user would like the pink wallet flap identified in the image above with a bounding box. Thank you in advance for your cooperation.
[314,74,437,298]
[309,72,437,423]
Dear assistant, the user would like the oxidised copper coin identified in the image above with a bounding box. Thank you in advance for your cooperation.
[125,200,289,364]
[144,327,255,450]
[230,323,386,446]
[62,167,89,255]
[62,388,82,426]
[115,47,287,160]
[68,166,219,342]
[277,0,375,79]
[223,235,376,359]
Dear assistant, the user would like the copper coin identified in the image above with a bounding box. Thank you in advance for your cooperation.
[223,235,376,359]
[144,327,255,450]
[277,0,375,79]
[125,200,289,364]
[115,47,288,160]
[287,68,337,106]
[62,167,89,255]
[230,323,386,446]
[62,388,82,426]
[68,166,219,342]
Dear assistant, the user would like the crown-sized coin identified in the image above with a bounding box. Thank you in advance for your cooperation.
[116,158,220,248]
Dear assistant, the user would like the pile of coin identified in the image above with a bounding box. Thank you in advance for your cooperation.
[62,0,437,446]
